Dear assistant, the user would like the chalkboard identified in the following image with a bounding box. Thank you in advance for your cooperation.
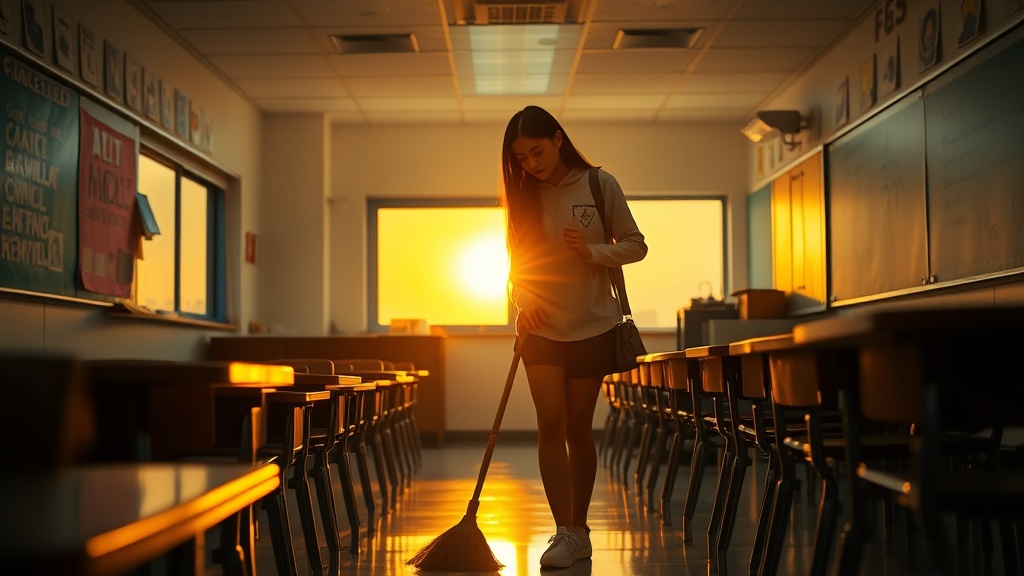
[923,26,1024,282]
[0,47,80,297]
[827,94,928,302]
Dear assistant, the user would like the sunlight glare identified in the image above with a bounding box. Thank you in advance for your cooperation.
[458,234,510,301]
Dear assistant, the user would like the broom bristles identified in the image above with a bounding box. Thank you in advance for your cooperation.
[406,512,504,572]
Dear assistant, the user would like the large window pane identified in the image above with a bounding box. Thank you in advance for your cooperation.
[625,199,725,329]
[370,197,724,331]
[136,156,176,312]
[179,176,208,315]
[377,206,509,327]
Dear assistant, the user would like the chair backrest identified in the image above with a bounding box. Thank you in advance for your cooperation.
[269,358,335,375]
[334,358,387,372]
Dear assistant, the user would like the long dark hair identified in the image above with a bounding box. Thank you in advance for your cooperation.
[500,105,592,253]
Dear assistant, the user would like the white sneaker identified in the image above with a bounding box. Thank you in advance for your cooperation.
[572,526,592,559]
[540,526,584,568]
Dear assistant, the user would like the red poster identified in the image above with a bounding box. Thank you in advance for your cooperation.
[78,109,137,297]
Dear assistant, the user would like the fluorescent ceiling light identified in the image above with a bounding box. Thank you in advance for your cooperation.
[451,24,580,96]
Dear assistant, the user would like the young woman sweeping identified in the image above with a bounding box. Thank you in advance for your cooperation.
[501,105,648,568]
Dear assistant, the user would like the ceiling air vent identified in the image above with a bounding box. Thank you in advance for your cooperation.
[473,1,568,25]
[330,33,419,55]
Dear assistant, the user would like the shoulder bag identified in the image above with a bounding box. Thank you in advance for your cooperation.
[588,167,647,373]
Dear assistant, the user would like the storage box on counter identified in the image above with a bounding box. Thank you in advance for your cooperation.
[730,289,786,319]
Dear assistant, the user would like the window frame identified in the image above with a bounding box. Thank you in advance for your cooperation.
[137,146,227,323]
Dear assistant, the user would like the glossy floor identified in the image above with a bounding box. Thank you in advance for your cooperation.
[244,440,1008,576]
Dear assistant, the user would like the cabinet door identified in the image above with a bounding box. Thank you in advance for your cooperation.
[771,173,793,293]
[791,153,826,305]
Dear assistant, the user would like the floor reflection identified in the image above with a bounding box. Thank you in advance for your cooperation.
[243,440,955,576]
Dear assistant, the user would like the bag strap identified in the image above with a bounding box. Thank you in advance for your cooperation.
[588,167,633,317]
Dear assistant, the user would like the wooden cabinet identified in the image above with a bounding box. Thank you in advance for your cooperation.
[206,335,447,446]
[771,151,826,312]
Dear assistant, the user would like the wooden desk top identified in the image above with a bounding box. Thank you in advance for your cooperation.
[643,350,688,362]
[85,360,294,387]
[728,332,794,355]
[793,306,1024,346]
[683,344,731,358]
[0,462,279,576]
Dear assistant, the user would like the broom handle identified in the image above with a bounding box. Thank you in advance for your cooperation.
[468,336,523,509]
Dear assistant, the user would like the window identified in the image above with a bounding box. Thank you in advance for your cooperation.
[368,197,726,332]
[135,151,226,321]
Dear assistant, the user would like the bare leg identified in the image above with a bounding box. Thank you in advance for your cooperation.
[527,364,603,530]
[565,376,603,529]
[526,364,572,528]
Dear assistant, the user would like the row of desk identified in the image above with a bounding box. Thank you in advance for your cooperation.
[601,305,1024,576]
[0,356,425,576]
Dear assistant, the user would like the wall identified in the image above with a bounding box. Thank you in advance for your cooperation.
[0,0,264,359]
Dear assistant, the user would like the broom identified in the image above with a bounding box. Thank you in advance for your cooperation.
[406,336,524,572]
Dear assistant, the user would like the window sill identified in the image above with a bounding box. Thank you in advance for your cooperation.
[107,302,238,331]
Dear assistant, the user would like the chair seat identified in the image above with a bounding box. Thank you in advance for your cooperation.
[782,433,914,460]
[859,465,1024,510]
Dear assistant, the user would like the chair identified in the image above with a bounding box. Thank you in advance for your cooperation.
[647,351,697,529]
[794,307,1024,576]
[263,389,333,575]
[764,334,917,576]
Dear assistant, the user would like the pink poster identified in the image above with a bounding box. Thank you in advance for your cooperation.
[78,109,137,297]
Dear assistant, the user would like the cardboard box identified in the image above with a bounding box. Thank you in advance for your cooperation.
[731,289,786,319]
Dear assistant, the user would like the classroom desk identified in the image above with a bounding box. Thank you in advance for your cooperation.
[0,461,280,576]
[84,360,294,461]
[791,306,1024,576]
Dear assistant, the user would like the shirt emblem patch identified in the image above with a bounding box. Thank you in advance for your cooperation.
[573,205,597,228]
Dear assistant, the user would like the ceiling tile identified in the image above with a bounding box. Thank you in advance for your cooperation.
[676,71,789,93]
[576,50,696,74]
[291,0,442,27]
[258,97,361,114]
[208,55,336,79]
[344,75,457,98]
[694,47,816,73]
[664,92,765,109]
[357,97,458,112]
[147,1,301,28]
[234,78,350,98]
[327,53,452,77]
[570,73,681,95]
[713,19,850,48]
[180,28,320,55]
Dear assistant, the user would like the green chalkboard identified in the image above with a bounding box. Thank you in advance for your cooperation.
[923,25,1024,282]
[0,47,80,297]
[827,94,929,302]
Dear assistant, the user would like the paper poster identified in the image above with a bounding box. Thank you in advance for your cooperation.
[78,108,137,297]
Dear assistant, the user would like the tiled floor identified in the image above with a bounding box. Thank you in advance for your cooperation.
[241,439,1011,576]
